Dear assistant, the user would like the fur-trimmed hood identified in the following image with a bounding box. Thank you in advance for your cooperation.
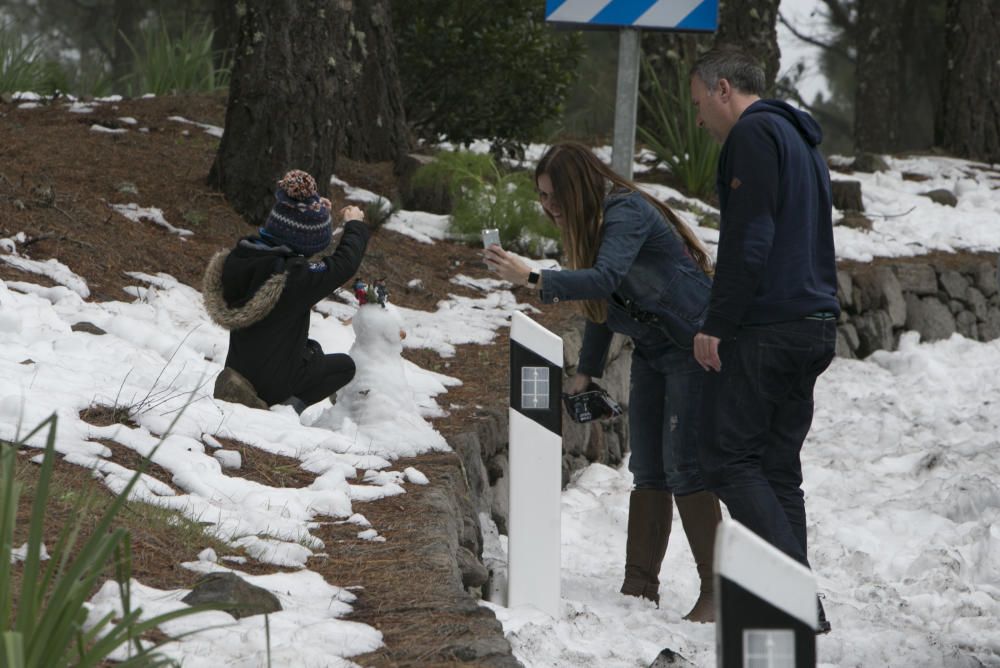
[202,248,287,330]
[202,236,342,331]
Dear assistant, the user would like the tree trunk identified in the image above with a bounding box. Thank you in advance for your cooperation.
[854,0,907,153]
[211,0,238,71]
[938,0,1000,163]
[714,0,781,89]
[856,0,946,154]
[340,0,410,163]
[209,0,409,224]
[642,0,780,106]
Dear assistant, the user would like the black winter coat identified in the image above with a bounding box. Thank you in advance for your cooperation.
[202,220,369,404]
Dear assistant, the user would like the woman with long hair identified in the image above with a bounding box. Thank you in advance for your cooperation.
[485,142,721,622]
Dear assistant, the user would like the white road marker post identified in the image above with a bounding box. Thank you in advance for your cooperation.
[506,311,563,617]
[715,520,818,667]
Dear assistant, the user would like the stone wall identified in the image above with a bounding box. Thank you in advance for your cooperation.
[447,315,633,536]
[836,253,1000,358]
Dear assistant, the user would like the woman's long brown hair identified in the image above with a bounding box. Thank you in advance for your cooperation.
[535,141,712,323]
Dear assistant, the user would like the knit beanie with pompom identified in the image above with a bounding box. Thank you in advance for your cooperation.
[261,170,332,255]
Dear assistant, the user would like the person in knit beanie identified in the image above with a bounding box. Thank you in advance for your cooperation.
[202,169,371,414]
[261,170,334,255]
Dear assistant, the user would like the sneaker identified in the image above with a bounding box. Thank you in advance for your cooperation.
[214,368,268,410]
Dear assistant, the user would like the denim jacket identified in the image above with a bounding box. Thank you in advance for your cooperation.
[538,190,712,376]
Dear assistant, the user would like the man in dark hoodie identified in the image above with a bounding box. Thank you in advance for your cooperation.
[689,47,838,632]
[203,169,370,414]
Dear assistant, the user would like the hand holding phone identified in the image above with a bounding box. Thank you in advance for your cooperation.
[481,227,501,248]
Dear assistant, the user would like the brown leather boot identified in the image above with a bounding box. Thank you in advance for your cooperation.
[676,490,723,622]
[620,489,673,605]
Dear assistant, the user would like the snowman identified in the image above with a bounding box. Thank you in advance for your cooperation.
[312,284,447,456]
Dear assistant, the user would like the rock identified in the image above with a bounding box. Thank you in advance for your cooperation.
[956,311,978,340]
[974,261,998,298]
[832,180,864,211]
[835,328,856,359]
[71,321,106,335]
[853,268,906,326]
[457,546,489,588]
[938,270,969,301]
[837,211,873,231]
[850,153,890,173]
[905,294,957,342]
[649,647,696,667]
[181,572,281,619]
[920,189,958,207]
[839,322,860,350]
[966,287,989,321]
[981,307,1000,341]
[853,310,894,357]
[449,431,492,520]
[397,152,453,214]
[892,263,937,295]
[836,270,853,309]
[213,368,267,410]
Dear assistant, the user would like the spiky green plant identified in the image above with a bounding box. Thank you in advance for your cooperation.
[412,150,559,256]
[639,57,721,200]
[0,24,48,94]
[1,414,212,667]
[121,20,229,96]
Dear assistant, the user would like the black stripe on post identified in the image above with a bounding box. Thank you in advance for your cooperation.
[510,339,562,437]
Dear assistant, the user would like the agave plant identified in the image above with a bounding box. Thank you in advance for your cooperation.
[1,414,209,667]
[639,56,721,201]
[412,150,559,256]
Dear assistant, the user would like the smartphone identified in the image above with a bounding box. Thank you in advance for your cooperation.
[481,228,501,248]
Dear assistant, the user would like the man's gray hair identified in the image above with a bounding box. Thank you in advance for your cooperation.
[691,46,766,96]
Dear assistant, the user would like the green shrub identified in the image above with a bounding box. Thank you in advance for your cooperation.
[392,0,582,149]
[639,56,720,200]
[1,415,211,667]
[0,24,48,94]
[414,151,559,257]
[122,20,229,96]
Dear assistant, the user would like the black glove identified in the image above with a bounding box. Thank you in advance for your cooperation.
[562,382,623,423]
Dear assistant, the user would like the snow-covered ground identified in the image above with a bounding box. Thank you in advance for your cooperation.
[3,94,1000,666]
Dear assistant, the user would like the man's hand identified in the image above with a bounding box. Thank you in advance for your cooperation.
[693,332,722,372]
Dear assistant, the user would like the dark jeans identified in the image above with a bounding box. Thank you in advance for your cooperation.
[288,345,356,407]
[699,319,836,566]
[628,344,708,496]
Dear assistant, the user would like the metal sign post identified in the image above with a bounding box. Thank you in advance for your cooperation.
[507,311,563,617]
[545,0,720,179]
[612,28,641,180]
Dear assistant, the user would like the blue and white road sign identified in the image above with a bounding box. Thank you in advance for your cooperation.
[545,0,719,31]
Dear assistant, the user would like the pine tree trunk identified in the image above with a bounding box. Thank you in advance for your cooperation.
[211,0,238,71]
[340,0,410,163]
[938,0,1000,163]
[642,0,780,107]
[209,0,409,224]
[854,0,907,153]
[714,0,781,89]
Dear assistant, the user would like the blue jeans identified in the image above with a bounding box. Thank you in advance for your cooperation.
[628,344,708,496]
[699,319,836,566]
